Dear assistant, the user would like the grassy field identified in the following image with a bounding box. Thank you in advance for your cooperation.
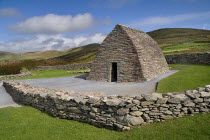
[15,69,88,80]
[157,64,210,93]
[162,43,210,55]
[0,107,210,140]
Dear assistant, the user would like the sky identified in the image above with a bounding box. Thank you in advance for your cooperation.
[0,0,210,53]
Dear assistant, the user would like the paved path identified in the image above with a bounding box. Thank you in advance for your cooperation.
[18,70,178,96]
[0,82,21,108]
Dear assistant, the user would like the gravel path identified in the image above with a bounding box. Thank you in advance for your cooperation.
[17,70,178,96]
[0,82,21,108]
[0,70,177,108]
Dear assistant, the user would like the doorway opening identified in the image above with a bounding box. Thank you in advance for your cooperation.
[111,63,117,82]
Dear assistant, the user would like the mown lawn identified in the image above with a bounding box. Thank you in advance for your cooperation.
[15,69,89,80]
[0,107,210,140]
[157,64,210,93]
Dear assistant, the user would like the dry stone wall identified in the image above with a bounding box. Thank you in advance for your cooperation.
[31,63,92,71]
[165,53,210,65]
[3,81,210,131]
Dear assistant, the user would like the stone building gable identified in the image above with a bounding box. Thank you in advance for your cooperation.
[87,24,169,82]
[121,25,169,80]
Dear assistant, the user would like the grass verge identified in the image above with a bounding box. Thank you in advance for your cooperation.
[16,69,88,80]
[0,107,210,140]
[157,64,210,93]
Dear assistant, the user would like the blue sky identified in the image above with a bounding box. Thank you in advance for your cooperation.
[0,0,210,53]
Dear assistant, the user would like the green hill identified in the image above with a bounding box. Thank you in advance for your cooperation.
[0,43,100,64]
[0,51,12,57]
[147,28,210,47]
[54,43,99,63]
[0,50,68,62]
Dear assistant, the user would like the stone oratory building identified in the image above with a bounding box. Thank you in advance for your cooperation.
[87,24,169,82]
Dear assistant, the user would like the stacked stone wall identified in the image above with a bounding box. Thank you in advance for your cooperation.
[30,62,92,71]
[3,81,210,131]
[165,53,210,65]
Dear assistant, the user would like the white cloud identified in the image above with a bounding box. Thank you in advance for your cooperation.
[203,24,210,30]
[0,33,106,53]
[0,8,21,17]
[129,11,210,27]
[10,13,102,34]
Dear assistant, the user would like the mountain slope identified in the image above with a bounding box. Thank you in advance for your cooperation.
[0,50,69,62]
[147,28,210,47]
[0,51,12,57]
[54,43,100,63]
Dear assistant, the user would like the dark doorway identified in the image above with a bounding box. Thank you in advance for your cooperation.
[111,63,117,82]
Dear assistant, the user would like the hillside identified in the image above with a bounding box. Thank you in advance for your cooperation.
[0,51,11,57]
[0,28,210,63]
[147,28,210,47]
[0,50,68,62]
[54,43,99,63]
[0,44,100,63]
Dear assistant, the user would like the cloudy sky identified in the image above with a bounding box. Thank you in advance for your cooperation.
[0,0,210,53]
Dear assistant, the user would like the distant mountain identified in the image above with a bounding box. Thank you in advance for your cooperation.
[0,50,68,62]
[0,28,210,63]
[0,43,100,63]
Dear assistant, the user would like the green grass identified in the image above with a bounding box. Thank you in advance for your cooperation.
[0,107,121,140]
[162,43,210,55]
[157,64,210,93]
[15,69,88,80]
[0,107,210,140]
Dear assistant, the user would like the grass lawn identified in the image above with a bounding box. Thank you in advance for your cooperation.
[15,69,89,80]
[157,64,210,93]
[0,107,210,140]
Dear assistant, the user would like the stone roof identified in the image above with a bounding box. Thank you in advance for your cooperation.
[87,24,169,82]
[114,24,168,80]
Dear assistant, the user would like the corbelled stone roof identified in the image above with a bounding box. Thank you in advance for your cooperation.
[113,24,168,80]
[87,24,169,82]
